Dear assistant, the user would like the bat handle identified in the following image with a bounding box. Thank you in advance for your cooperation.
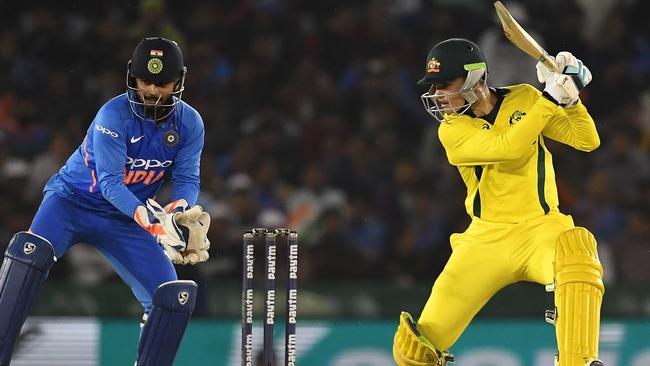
[540,52,560,73]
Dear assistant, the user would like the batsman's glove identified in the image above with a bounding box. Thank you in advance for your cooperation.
[537,51,592,107]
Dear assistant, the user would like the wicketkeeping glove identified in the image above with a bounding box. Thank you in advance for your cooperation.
[134,199,187,264]
[173,205,211,265]
[164,198,190,214]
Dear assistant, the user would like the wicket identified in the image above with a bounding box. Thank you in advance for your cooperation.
[242,228,298,366]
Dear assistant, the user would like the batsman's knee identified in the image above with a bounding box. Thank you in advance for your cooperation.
[393,311,454,366]
[554,227,604,292]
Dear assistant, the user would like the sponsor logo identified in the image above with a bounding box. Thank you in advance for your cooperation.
[286,334,297,365]
[24,242,36,255]
[178,291,189,305]
[482,123,490,130]
[95,124,119,138]
[266,289,275,324]
[243,333,253,365]
[125,157,172,170]
[123,156,171,185]
[130,136,144,143]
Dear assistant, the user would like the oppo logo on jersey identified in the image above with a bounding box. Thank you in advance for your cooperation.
[125,157,173,170]
[96,124,119,138]
[123,156,172,186]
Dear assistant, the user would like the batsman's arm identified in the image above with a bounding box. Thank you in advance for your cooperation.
[542,100,600,152]
[439,95,559,166]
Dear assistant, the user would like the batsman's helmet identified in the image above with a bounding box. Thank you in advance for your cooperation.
[418,38,488,122]
[126,37,187,121]
[417,38,487,86]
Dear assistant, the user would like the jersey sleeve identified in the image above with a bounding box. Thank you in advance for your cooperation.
[439,95,559,166]
[541,100,600,152]
[93,106,143,217]
[171,108,204,206]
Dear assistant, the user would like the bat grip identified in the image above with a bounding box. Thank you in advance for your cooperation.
[540,53,560,73]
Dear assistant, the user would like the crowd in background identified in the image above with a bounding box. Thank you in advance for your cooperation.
[0,0,649,289]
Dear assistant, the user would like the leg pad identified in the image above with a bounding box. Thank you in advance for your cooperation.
[0,231,56,364]
[554,228,604,366]
[136,280,197,366]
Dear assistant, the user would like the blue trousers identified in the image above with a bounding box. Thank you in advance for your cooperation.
[29,191,177,313]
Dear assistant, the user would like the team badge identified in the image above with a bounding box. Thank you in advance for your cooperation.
[24,242,36,255]
[426,57,441,73]
[147,58,163,74]
[509,110,527,126]
[164,130,179,146]
[178,291,189,305]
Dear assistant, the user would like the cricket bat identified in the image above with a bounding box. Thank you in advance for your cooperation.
[493,1,560,72]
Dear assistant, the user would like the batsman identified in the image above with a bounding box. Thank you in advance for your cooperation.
[393,38,604,366]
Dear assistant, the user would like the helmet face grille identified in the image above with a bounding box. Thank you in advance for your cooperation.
[420,67,487,123]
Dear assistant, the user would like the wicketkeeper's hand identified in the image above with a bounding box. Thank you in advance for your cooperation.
[173,205,211,265]
[134,199,186,264]
[164,199,189,214]
[537,51,592,107]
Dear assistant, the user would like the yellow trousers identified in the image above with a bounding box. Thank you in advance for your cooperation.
[418,211,574,350]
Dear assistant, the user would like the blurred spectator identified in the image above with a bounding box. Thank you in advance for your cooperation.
[478,1,540,86]
[615,210,650,282]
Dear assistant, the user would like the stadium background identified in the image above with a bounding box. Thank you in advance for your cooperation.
[0,0,648,365]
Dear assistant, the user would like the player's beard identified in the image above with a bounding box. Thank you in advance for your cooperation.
[140,94,171,121]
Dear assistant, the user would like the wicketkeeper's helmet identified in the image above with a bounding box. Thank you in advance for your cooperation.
[126,37,187,121]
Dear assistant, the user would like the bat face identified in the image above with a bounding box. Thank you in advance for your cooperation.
[493,1,559,72]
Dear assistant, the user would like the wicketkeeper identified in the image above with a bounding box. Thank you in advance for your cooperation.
[0,37,210,365]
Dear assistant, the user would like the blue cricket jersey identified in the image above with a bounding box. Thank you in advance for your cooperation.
[47,93,204,219]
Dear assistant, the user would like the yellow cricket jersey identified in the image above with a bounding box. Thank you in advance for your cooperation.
[438,84,600,223]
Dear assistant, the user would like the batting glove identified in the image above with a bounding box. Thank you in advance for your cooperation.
[556,51,592,90]
[536,51,592,90]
